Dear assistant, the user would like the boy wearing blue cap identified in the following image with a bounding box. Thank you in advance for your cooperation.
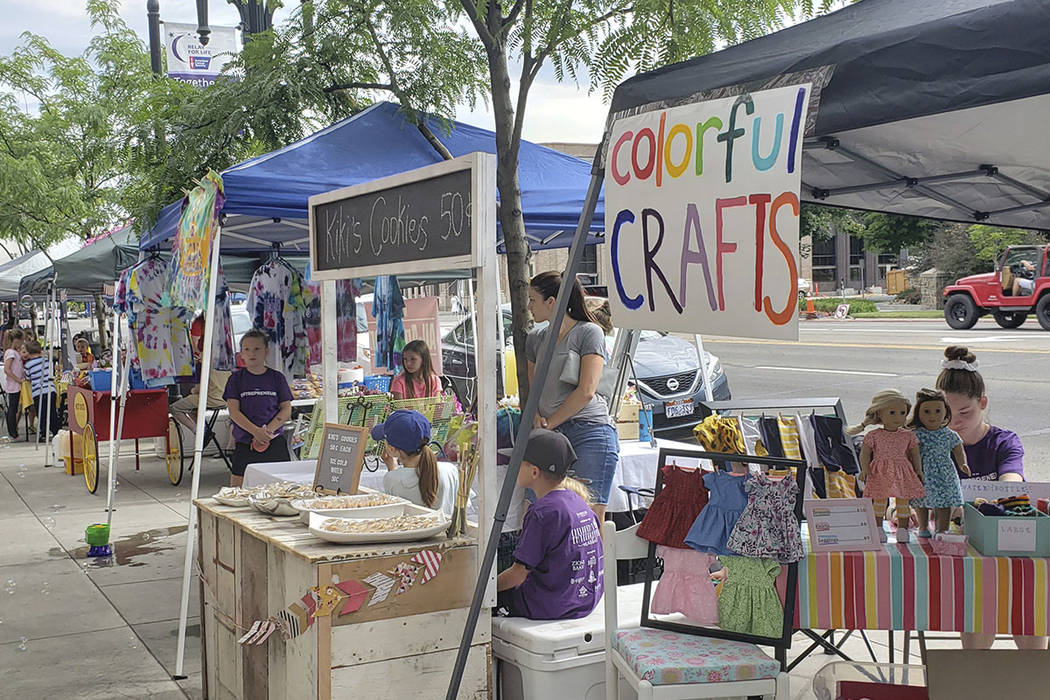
[496,429,603,620]
[372,409,459,516]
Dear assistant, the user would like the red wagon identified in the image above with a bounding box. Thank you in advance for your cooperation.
[66,386,185,493]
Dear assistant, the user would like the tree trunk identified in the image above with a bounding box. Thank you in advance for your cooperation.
[485,46,533,402]
[93,293,109,350]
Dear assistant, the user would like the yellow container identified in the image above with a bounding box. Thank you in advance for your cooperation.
[502,346,519,398]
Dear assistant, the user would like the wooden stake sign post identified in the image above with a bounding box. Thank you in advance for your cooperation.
[313,424,368,495]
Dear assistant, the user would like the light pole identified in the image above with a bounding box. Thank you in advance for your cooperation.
[195,0,276,44]
[147,0,162,74]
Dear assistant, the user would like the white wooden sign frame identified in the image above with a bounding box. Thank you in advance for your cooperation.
[312,153,498,604]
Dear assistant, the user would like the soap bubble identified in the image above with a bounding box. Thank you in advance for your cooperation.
[42,517,55,529]
[16,636,27,651]
[39,582,50,596]
[16,464,26,478]
[128,634,139,649]
[4,579,15,595]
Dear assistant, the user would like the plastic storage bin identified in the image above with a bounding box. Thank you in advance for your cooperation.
[89,370,112,391]
[362,375,392,392]
[491,583,645,700]
[963,503,1050,557]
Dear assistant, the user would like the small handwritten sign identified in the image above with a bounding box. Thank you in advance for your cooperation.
[314,423,368,495]
[998,519,1037,552]
[805,498,882,552]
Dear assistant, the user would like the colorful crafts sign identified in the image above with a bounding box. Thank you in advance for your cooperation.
[604,85,810,339]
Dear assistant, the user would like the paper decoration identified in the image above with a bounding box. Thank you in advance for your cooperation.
[238,620,277,646]
[411,550,443,584]
[364,572,395,606]
[391,562,418,595]
[238,621,262,644]
[276,610,300,639]
[312,585,348,618]
[334,579,371,616]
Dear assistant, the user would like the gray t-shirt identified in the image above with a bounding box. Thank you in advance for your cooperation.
[525,321,612,425]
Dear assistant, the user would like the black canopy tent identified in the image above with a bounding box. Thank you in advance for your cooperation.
[446,0,1050,695]
[610,0,1050,230]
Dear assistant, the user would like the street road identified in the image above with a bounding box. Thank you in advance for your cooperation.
[704,317,1050,482]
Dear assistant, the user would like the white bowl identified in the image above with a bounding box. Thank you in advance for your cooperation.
[308,511,448,544]
[293,500,408,524]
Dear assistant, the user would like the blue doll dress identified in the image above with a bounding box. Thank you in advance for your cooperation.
[684,470,750,556]
[910,426,965,509]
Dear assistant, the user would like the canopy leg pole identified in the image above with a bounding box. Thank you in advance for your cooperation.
[694,334,714,403]
[107,345,131,523]
[445,156,606,699]
[106,295,122,515]
[42,286,55,464]
[174,224,223,680]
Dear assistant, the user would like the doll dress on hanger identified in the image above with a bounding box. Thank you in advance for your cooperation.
[862,428,925,499]
[683,470,749,556]
[717,556,783,638]
[637,464,709,548]
[651,546,719,624]
[726,473,804,563]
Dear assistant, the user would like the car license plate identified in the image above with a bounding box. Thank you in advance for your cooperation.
[665,400,694,418]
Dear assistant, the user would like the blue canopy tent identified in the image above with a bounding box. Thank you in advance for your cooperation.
[139,101,604,253]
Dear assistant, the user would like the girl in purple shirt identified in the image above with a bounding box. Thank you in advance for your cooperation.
[936,345,1046,650]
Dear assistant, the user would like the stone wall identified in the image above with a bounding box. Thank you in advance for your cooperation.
[919,268,952,309]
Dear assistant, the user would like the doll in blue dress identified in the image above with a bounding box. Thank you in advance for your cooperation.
[909,388,970,537]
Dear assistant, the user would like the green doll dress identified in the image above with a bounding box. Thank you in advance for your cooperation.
[716,556,783,638]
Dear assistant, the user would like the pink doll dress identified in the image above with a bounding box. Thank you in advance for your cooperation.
[862,428,925,499]
[651,546,719,625]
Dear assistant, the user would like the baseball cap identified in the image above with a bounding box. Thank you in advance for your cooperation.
[371,410,431,453]
[501,429,577,478]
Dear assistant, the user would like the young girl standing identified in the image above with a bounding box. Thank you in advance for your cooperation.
[3,329,24,439]
[936,345,1047,651]
[389,340,441,400]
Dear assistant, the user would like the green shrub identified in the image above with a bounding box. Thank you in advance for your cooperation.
[895,287,921,304]
[797,297,878,314]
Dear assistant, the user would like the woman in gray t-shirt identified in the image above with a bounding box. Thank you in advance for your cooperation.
[525,271,620,521]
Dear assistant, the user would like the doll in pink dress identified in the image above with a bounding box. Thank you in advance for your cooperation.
[851,389,925,543]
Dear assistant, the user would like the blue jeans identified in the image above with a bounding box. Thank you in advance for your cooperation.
[556,419,619,505]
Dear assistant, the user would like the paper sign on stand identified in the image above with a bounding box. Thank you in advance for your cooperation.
[805,498,882,552]
[314,423,368,495]
[604,85,809,340]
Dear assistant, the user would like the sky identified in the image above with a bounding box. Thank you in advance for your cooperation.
[0,0,611,144]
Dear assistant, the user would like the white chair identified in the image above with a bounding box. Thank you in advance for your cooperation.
[602,521,789,700]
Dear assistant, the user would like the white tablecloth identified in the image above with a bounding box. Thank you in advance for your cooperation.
[608,438,699,512]
[243,458,387,492]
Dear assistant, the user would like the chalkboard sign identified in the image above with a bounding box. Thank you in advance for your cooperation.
[313,423,369,495]
[309,157,478,278]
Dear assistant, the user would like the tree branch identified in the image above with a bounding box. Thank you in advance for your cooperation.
[528,3,633,84]
[459,0,496,50]
[502,0,525,28]
[323,82,394,93]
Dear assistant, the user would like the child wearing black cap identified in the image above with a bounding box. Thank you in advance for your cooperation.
[496,429,604,620]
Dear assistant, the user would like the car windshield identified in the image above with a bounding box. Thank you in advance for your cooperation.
[232,312,252,335]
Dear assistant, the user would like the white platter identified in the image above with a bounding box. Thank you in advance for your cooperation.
[293,500,408,524]
[213,489,251,507]
[308,511,448,544]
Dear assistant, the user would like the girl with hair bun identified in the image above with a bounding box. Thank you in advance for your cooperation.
[936,345,1047,651]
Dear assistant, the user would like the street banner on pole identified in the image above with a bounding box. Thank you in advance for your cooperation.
[163,22,239,87]
[604,84,809,340]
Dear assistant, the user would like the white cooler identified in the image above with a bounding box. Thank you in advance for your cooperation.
[491,583,646,700]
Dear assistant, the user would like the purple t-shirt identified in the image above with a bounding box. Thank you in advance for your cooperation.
[960,425,1024,481]
[510,488,603,620]
[222,368,292,444]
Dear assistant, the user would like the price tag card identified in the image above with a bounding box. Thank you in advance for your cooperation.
[805,498,882,552]
[313,423,368,495]
[997,519,1037,552]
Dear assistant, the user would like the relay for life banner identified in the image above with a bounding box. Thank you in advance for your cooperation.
[164,22,239,87]
[604,84,809,340]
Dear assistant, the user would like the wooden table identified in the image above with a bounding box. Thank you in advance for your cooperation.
[196,499,490,700]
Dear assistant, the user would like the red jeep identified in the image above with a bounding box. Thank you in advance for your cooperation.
[943,245,1050,330]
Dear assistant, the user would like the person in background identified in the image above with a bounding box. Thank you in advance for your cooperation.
[389,339,441,400]
[373,409,458,516]
[171,314,232,439]
[23,339,57,440]
[936,344,1048,651]
[1010,259,1036,296]
[526,270,620,522]
[73,336,94,369]
[496,429,603,620]
[223,330,292,487]
[3,329,24,439]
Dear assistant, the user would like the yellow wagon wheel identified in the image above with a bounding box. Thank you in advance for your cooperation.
[83,424,100,494]
[166,417,184,486]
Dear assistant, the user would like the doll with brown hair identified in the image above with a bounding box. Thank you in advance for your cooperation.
[908,388,970,537]
[854,389,925,543]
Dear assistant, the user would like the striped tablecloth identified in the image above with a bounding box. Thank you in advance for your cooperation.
[790,541,1050,635]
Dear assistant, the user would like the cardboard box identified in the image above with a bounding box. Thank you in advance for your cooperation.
[962,503,1050,557]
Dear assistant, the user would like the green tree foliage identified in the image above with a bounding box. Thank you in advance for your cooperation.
[921,224,1047,281]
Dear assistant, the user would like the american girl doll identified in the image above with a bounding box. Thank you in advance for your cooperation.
[853,389,925,543]
[908,388,970,537]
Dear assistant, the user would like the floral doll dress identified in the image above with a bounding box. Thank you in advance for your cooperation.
[726,474,803,563]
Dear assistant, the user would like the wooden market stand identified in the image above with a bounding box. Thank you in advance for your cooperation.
[196,500,489,699]
[194,153,499,699]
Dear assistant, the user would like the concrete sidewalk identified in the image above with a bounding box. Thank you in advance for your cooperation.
[0,435,227,699]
